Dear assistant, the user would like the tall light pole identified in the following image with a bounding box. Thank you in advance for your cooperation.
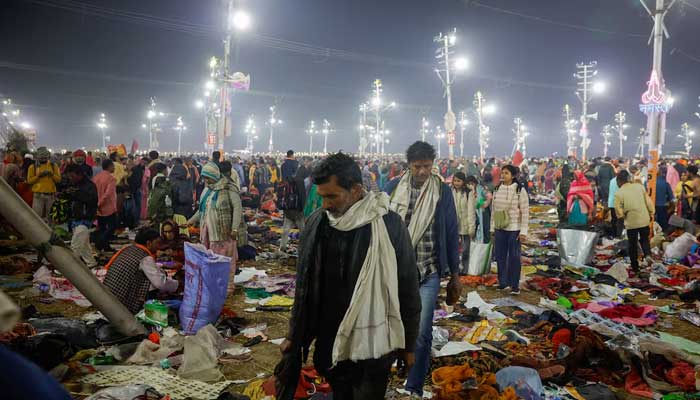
[612,111,628,157]
[458,111,468,157]
[473,91,492,163]
[601,125,613,158]
[174,116,187,155]
[145,97,164,151]
[369,79,396,155]
[512,117,525,157]
[97,113,108,152]
[639,0,676,209]
[421,116,430,142]
[679,123,694,158]
[322,119,334,153]
[306,120,318,154]
[435,126,445,159]
[244,115,257,154]
[636,128,647,158]
[563,104,578,156]
[574,61,604,161]
[358,103,370,155]
[267,104,282,154]
[217,2,252,152]
[434,29,468,159]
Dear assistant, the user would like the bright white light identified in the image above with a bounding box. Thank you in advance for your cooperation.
[449,34,456,45]
[159,112,164,117]
[141,124,147,129]
[205,80,215,90]
[147,110,156,119]
[20,121,32,129]
[593,82,606,94]
[209,57,218,69]
[195,100,205,109]
[455,57,469,71]
[483,104,496,115]
[371,97,381,107]
[390,101,397,108]
[667,96,676,106]
[690,131,696,137]
[231,10,252,31]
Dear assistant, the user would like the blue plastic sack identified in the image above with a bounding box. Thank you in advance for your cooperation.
[496,366,543,400]
[180,242,231,335]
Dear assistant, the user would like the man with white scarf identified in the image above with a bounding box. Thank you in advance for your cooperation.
[277,153,420,400]
[384,141,462,398]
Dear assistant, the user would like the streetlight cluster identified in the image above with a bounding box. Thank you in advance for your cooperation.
[0,97,35,146]
[359,79,396,155]
[245,115,258,154]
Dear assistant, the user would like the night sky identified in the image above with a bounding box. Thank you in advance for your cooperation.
[2,0,700,157]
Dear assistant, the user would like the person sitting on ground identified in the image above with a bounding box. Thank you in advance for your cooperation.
[103,229,179,314]
[155,219,186,264]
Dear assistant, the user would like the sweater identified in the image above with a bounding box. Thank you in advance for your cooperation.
[490,183,530,235]
[614,182,655,230]
[452,188,476,236]
[93,171,117,217]
[26,162,61,193]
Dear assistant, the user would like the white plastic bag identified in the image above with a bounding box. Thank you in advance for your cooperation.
[663,232,697,259]
[467,242,492,276]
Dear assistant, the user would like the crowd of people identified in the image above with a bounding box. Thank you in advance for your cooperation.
[3,140,700,399]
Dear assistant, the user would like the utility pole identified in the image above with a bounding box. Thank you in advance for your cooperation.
[435,126,445,159]
[359,103,369,156]
[601,125,613,158]
[434,29,467,159]
[563,104,578,157]
[306,120,317,154]
[612,111,628,158]
[458,111,468,157]
[369,79,395,155]
[574,61,602,161]
[97,113,108,152]
[145,97,162,151]
[420,116,430,142]
[679,123,694,158]
[217,0,234,152]
[244,115,257,154]
[322,119,334,154]
[267,103,282,154]
[512,117,525,157]
[638,0,676,210]
[174,116,186,155]
[636,129,647,158]
[473,91,490,163]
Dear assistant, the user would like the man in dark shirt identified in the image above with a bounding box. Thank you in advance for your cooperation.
[279,153,420,400]
[281,150,299,181]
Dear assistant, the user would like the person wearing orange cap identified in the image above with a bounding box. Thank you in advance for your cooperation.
[72,149,93,178]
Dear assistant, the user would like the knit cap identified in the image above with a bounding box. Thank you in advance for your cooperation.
[201,162,221,181]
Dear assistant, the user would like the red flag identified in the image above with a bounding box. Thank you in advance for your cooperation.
[512,151,524,167]
[131,139,139,155]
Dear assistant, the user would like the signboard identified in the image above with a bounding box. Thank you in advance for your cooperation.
[447,131,456,146]
[208,134,217,146]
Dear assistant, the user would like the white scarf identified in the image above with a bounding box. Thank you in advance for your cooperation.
[327,191,404,365]
[389,172,441,247]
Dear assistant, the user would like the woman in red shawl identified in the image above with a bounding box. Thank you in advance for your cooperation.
[567,171,595,225]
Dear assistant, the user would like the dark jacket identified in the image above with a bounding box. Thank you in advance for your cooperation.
[169,165,194,218]
[598,163,616,189]
[281,159,299,181]
[127,164,145,195]
[655,177,675,206]
[278,209,421,399]
[383,178,460,277]
[68,177,98,221]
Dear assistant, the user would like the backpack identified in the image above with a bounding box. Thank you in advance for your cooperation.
[276,178,301,211]
[50,194,70,224]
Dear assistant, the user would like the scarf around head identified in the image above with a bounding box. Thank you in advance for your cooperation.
[567,171,595,214]
[326,191,404,365]
[389,171,441,248]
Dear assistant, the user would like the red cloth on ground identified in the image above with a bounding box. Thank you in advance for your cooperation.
[551,328,572,352]
[658,278,688,287]
[599,305,646,319]
[625,369,654,398]
[665,362,697,392]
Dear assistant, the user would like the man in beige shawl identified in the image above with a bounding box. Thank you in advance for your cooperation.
[278,153,420,400]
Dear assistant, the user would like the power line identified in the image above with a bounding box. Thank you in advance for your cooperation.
[464,0,648,38]
[20,0,575,91]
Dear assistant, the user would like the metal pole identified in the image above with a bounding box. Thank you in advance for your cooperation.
[581,64,589,161]
[217,0,233,152]
[459,111,465,158]
[268,105,275,154]
[443,35,454,159]
[0,178,145,336]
